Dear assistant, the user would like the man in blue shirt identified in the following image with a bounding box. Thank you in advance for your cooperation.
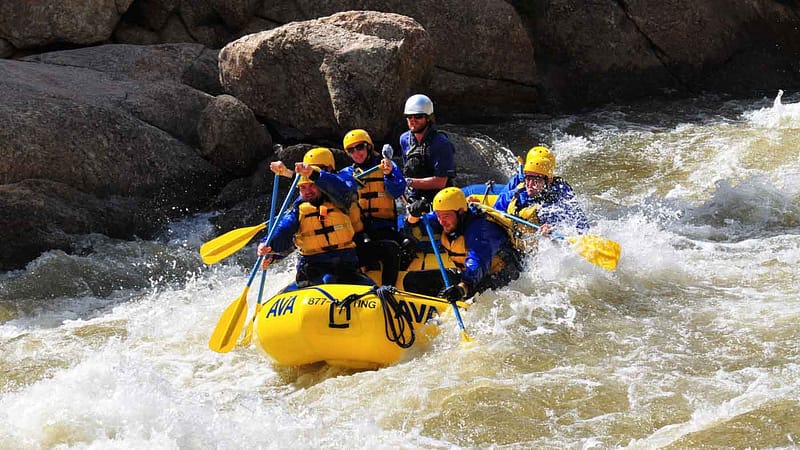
[399,94,456,204]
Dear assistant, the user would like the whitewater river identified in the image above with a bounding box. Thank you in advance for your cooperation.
[1,92,799,449]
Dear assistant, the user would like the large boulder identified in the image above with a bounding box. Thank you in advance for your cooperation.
[257,0,538,120]
[0,0,133,51]
[0,43,268,269]
[521,0,800,109]
[0,180,153,271]
[219,10,433,141]
[198,94,272,176]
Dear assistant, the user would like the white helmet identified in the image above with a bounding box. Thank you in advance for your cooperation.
[404,94,434,115]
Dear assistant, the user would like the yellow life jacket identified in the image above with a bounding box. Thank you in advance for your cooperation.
[355,168,396,220]
[348,201,364,233]
[440,208,517,274]
[441,229,508,274]
[507,184,540,224]
[295,201,357,256]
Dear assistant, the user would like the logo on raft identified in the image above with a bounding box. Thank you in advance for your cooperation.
[262,294,439,324]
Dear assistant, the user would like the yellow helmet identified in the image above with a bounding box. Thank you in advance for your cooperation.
[297,175,313,186]
[343,129,373,150]
[432,187,467,212]
[523,145,555,179]
[303,147,335,170]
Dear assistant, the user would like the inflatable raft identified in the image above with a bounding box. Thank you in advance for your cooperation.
[253,284,466,369]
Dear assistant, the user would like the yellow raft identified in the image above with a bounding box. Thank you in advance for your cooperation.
[253,284,465,369]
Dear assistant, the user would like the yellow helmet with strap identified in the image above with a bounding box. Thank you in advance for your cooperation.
[343,129,373,150]
[303,147,335,170]
[523,146,555,178]
[432,187,467,212]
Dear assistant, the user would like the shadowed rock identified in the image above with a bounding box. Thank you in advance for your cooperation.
[0,0,132,49]
[0,44,268,269]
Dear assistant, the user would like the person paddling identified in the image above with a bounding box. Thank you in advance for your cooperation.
[407,187,522,300]
[494,145,589,235]
[258,148,373,291]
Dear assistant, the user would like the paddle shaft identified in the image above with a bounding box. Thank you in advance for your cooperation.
[494,207,567,241]
[481,180,494,205]
[239,174,284,347]
[268,173,280,230]
[421,215,470,337]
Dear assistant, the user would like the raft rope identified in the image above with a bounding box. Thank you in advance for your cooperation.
[375,286,415,349]
[320,285,416,349]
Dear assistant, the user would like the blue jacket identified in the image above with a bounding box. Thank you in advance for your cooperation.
[309,169,359,210]
[421,204,515,290]
[495,175,590,232]
[338,154,407,232]
[400,126,456,201]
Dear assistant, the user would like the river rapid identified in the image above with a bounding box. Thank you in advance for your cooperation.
[1,92,799,449]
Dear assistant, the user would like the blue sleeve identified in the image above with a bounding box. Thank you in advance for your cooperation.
[338,165,354,179]
[261,203,300,254]
[429,134,455,178]
[461,220,506,288]
[419,211,441,233]
[399,132,411,165]
[315,170,358,209]
[384,162,407,198]
[539,182,590,232]
[505,173,523,192]
[493,188,513,213]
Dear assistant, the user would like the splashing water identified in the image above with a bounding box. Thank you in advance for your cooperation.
[2,93,800,448]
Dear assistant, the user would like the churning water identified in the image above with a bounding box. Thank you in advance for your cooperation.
[1,92,799,449]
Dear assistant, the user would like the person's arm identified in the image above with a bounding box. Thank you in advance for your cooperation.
[406,175,448,191]
[493,188,513,213]
[384,160,408,198]
[308,168,358,209]
[540,181,590,232]
[505,173,524,192]
[459,220,505,291]
[260,203,300,254]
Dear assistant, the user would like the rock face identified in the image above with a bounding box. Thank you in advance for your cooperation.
[3,1,800,115]
[0,44,269,270]
[3,2,800,269]
[0,0,131,49]
[219,11,433,142]
[519,0,800,109]
[256,0,538,120]
[198,94,272,176]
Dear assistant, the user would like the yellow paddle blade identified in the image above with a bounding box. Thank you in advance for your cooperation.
[460,330,474,343]
[200,223,267,265]
[208,288,250,353]
[240,304,262,347]
[567,235,621,271]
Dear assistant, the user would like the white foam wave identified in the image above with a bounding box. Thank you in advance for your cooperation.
[744,90,800,129]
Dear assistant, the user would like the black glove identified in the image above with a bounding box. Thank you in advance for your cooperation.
[438,284,466,302]
[408,198,430,218]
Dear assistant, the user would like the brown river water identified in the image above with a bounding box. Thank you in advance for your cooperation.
[1,92,799,449]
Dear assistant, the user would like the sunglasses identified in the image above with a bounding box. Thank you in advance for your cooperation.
[345,142,368,154]
[524,174,548,183]
[405,114,427,120]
